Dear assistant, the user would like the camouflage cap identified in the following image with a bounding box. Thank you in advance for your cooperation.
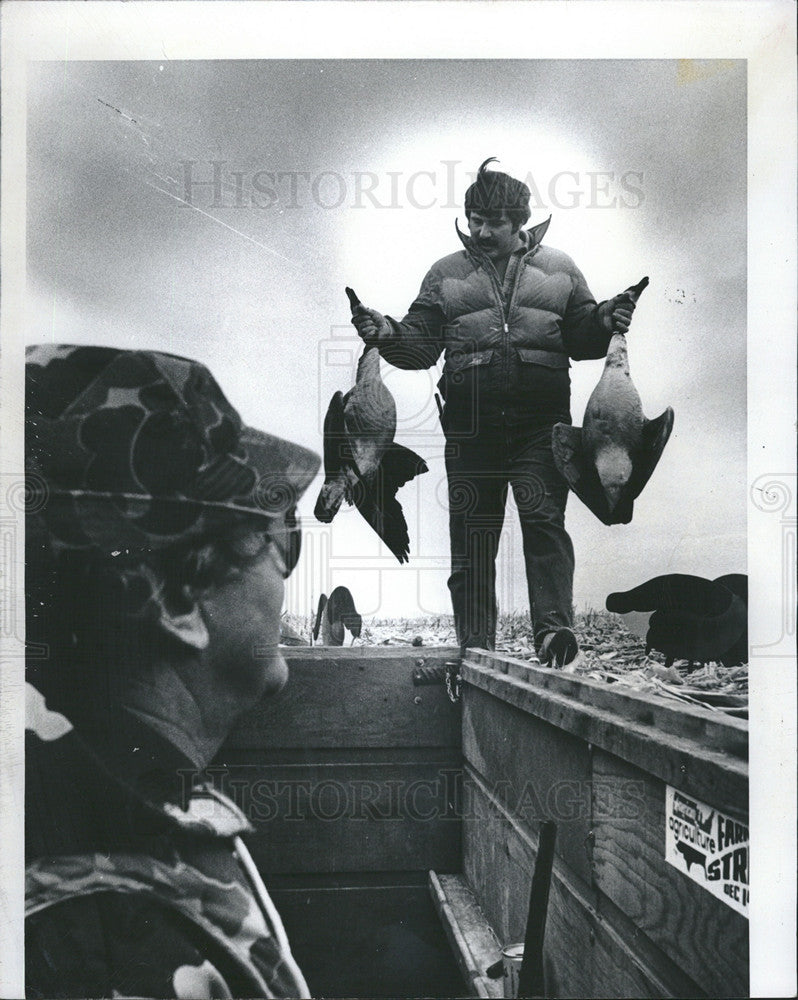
[26,345,321,553]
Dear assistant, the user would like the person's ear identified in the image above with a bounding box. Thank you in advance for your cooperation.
[154,586,210,650]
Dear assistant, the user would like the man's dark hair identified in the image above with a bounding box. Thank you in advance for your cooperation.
[464,158,531,231]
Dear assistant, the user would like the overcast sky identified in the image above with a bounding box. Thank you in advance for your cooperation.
[27,58,747,618]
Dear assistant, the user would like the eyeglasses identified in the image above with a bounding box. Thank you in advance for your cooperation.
[235,507,301,580]
[268,507,302,579]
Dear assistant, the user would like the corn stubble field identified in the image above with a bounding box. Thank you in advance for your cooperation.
[282,609,749,715]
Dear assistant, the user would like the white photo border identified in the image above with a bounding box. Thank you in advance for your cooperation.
[2,2,795,997]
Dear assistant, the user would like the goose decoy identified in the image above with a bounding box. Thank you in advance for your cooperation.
[314,287,428,563]
[312,587,362,646]
[552,277,674,525]
[606,573,748,669]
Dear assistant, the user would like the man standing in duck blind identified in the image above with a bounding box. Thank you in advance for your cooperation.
[351,159,636,667]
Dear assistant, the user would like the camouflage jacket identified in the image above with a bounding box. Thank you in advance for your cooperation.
[25,682,309,999]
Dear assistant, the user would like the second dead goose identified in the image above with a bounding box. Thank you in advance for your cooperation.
[552,276,674,524]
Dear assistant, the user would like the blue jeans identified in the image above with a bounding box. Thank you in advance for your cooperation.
[444,421,575,652]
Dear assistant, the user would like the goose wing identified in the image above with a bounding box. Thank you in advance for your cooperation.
[351,443,428,563]
[625,406,674,503]
[321,391,350,479]
[315,391,354,522]
[551,423,622,525]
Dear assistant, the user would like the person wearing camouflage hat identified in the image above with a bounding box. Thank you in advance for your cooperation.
[24,345,319,999]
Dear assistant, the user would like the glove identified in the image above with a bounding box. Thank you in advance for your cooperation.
[599,277,649,334]
[350,305,391,342]
[599,294,636,334]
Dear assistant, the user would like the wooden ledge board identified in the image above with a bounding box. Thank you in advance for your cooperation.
[429,870,504,999]
[462,650,747,756]
[461,655,747,812]
[283,645,462,661]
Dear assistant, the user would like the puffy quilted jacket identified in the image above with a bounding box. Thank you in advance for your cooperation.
[378,218,612,426]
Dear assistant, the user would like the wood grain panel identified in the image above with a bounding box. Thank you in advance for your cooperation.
[463,772,706,998]
[229,759,462,875]
[591,748,748,997]
[271,882,466,998]
[227,647,462,750]
[462,685,594,885]
[461,657,746,813]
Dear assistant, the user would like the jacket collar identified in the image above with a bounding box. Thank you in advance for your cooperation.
[26,680,251,857]
[455,215,552,259]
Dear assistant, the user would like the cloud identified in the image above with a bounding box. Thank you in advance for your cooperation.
[27,59,747,615]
